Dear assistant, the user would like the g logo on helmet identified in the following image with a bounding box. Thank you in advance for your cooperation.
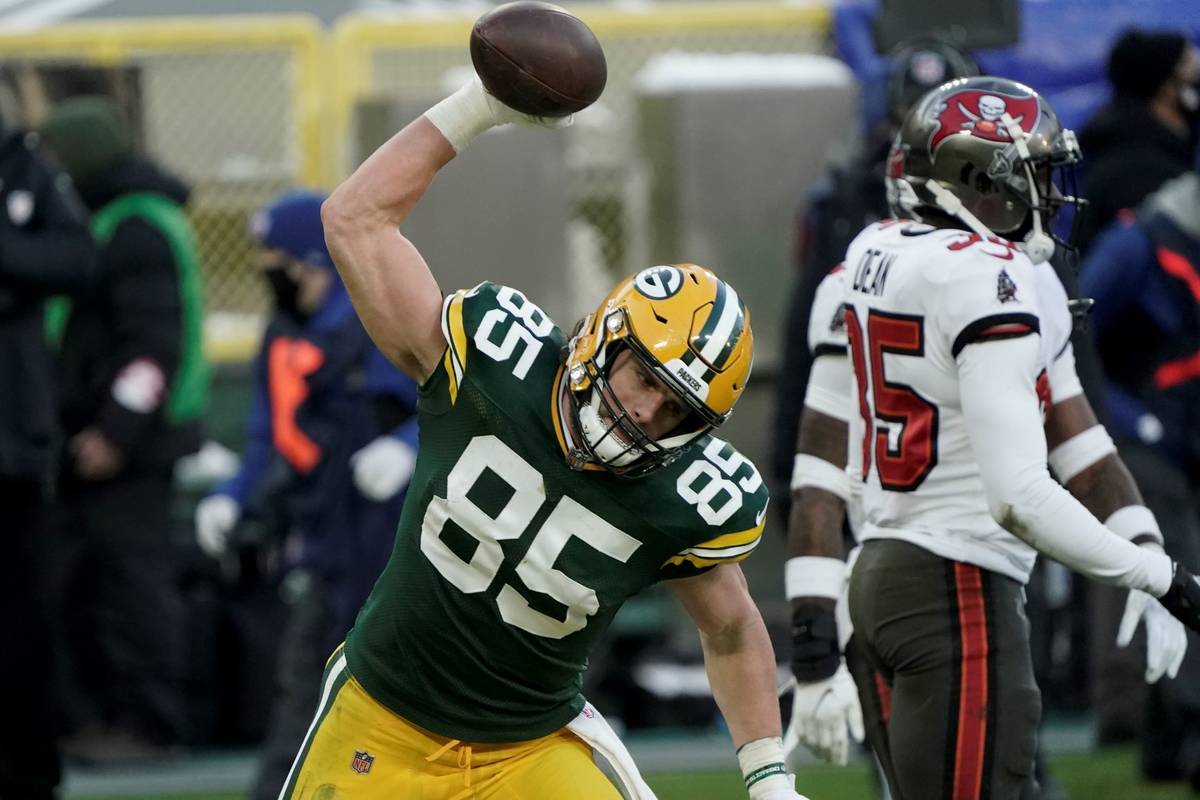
[633,266,683,300]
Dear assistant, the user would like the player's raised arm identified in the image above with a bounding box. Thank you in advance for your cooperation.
[321,117,456,383]
[322,5,605,383]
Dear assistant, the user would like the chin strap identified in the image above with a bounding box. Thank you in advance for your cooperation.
[926,181,994,241]
[1001,112,1055,263]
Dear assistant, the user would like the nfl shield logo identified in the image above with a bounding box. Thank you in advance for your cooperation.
[350,750,375,775]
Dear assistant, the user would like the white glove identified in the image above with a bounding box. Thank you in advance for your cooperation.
[782,663,865,768]
[351,436,417,501]
[195,494,240,558]
[747,773,812,800]
[479,79,576,130]
[1117,589,1188,683]
[425,78,572,153]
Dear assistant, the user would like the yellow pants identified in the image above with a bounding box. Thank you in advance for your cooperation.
[281,647,623,799]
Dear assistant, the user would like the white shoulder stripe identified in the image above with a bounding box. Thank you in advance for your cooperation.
[441,292,465,385]
[682,536,761,561]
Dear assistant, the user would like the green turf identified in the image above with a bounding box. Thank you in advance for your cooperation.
[651,749,1196,800]
[81,748,1198,800]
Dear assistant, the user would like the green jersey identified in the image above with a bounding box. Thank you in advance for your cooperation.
[346,282,769,743]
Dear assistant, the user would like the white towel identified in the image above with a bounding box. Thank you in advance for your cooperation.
[566,701,658,800]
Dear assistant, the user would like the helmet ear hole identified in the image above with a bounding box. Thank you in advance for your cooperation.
[959,163,995,195]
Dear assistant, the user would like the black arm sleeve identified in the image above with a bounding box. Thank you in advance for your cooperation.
[93,219,184,450]
[0,151,99,295]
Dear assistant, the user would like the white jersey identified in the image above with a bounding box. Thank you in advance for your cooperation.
[816,220,1083,583]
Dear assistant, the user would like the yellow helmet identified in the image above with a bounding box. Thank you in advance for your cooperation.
[563,264,754,476]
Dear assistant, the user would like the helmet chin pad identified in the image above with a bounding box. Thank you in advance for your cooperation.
[578,392,644,467]
[1022,229,1055,263]
[567,357,708,477]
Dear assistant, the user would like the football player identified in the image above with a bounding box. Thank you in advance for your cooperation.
[781,76,1200,799]
[278,79,810,800]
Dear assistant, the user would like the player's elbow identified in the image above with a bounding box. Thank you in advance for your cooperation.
[321,192,355,242]
[982,465,1054,543]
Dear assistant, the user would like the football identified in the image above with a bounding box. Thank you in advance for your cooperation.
[469,1,607,118]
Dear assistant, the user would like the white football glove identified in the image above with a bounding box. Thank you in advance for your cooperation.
[1117,589,1187,683]
[426,78,573,153]
[747,773,812,800]
[194,494,240,558]
[350,436,417,501]
[479,79,576,130]
[782,663,865,768]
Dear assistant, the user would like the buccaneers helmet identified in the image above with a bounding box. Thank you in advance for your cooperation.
[886,76,1084,262]
[563,264,753,477]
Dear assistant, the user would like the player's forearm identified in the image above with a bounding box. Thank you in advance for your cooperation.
[327,116,455,231]
[700,614,783,748]
[322,119,453,380]
[1065,453,1143,523]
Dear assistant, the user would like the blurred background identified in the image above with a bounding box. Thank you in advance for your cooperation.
[4,0,1200,798]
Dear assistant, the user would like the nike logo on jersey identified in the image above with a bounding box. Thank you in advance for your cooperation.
[851,248,895,297]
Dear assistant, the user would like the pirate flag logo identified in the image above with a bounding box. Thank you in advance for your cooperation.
[928,90,1041,152]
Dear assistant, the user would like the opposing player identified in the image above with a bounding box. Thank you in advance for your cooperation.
[277,78,810,799]
[781,76,1200,799]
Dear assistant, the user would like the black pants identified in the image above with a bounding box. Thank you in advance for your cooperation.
[0,477,60,799]
[848,539,1041,800]
[53,470,185,742]
[1117,444,1200,778]
[251,577,332,800]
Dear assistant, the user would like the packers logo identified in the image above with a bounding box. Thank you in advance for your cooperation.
[634,266,683,300]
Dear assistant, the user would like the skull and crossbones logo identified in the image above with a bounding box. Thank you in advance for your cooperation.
[957,95,1024,138]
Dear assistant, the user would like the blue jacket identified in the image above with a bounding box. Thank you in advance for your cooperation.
[1081,174,1200,475]
[215,276,419,585]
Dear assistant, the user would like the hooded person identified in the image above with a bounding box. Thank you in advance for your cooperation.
[1077,28,1200,253]
[192,189,420,800]
[39,95,209,762]
[0,94,99,800]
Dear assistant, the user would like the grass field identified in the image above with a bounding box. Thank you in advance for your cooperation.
[82,748,1197,800]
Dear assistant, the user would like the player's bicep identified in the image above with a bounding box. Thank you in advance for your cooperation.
[1044,393,1135,517]
[789,406,849,561]
[666,562,758,639]
[957,335,1050,507]
[1044,393,1100,451]
[335,222,447,383]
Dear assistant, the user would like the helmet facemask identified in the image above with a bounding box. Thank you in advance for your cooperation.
[561,264,753,478]
[986,114,1086,262]
[566,313,715,478]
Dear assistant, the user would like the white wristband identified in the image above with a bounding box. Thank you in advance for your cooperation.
[737,736,788,794]
[423,80,498,153]
[1047,424,1115,483]
[1105,505,1164,548]
[785,556,845,600]
[790,453,850,501]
